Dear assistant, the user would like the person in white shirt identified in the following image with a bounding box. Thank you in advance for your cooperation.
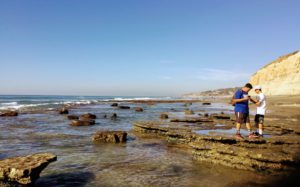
[253,85,266,137]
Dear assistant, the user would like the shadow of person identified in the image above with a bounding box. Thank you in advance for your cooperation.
[35,171,95,187]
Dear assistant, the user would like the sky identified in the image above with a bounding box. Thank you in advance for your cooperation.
[0,0,299,96]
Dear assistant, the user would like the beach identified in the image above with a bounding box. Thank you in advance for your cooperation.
[1,95,299,186]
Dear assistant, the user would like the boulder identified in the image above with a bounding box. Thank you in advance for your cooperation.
[160,113,169,119]
[93,131,127,143]
[184,110,194,115]
[59,108,69,114]
[135,107,144,112]
[80,113,96,119]
[202,102,211,105]
[67,115,79,120]
[0,111,18,117]
[119,106,130,109]
[111,103,118,107]
[0,153,57,185]
[70,119,95,126]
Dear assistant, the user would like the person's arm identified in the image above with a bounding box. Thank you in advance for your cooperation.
[233,91,249,103]
[255,94,265,106]
[250,97,258,104]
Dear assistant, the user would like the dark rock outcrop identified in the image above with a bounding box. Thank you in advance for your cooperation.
[0,153,57,185]
[0,111,18,117]
[210,113,231,120]
[59,108,69,114]
[160,113,169,119]
[202,102,211,105]
[80,113,96,119]
[67,115,79,120]
[70,119,95,126]
[93,131,127,143]
[119,106,130,109]
[111,103,118,107]
[135,107,144,112]
[111,113,117,119]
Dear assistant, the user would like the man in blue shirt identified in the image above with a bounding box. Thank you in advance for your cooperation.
[233,83,258,139]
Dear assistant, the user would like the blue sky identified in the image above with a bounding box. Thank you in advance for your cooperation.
[0,0,299,96]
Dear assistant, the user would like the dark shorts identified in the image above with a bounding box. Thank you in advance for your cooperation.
[235,112,250,124]
[255,114,264,125]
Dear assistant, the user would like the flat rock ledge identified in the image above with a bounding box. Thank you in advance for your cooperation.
[93,131,127,143]
[133,121,300,173]
[0,153,57,185]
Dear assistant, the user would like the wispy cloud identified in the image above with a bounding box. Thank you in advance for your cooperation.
[196,68,251,81]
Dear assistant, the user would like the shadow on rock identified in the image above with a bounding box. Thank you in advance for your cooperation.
[35,171,95,187]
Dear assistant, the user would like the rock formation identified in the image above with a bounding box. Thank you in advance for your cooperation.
[0,111,18,117]
[250,50,300,95]
[0,153,57,185]
[93,131,127,143]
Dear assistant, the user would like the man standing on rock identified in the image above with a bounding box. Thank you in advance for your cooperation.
[233,83,258,139]
[252,85,267,137]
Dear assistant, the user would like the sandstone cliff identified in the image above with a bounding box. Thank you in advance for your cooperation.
[249,51,300,96]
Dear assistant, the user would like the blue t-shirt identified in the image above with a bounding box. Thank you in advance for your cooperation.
[234,89,249,113]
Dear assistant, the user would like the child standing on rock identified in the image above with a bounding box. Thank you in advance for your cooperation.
[252,85,267,137]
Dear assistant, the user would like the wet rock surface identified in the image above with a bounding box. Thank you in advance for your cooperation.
[0,153,57,185]
[67,115,79,120]
[93,131,127,143]
[133,120,300,172]
[59,108,69,114]
[160,113,169,119]
[135,107,144,112]
[119,106,131,109]
[0,111,18,117]
[70,119,95,126]
[80,113,97,119]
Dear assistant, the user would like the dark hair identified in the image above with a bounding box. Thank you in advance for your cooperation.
[244,83,253,89]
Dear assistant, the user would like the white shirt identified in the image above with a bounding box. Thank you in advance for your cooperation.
[256,93,266,115]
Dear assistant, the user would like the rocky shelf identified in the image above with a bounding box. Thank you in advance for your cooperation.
[133,121,300,173]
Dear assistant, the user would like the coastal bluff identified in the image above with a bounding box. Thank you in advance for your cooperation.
[250,50,300,96]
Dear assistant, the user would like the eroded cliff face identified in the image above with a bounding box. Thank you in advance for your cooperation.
[250,51,300,96]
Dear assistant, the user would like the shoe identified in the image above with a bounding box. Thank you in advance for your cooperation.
[254,132,260,136]
[248,133,259,139]
[236,133,244,140]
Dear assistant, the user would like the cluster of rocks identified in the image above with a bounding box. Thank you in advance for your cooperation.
[0,111,18,117]
[0,153,57,185]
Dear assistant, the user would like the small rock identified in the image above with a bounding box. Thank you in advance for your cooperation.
[59,107,69,114]
[135,107,144,112]
[80,113,96,119]
[160,113,169,119]
[93,131,127,143]
[111,113,117,119]
[203,102,211,105]
[70,119,95,126]
[0,111,18,117]
[210,113,231,120]
[67,115,79,120]
[0,153,57,185]
[204,113,209,117]
[103,114,107,118]
[111,103,118,107]
[184,110,194,115]
[119,106,130,109]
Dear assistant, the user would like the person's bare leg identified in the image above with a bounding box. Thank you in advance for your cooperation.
[236,123,241,134]
[246,123,251,135]
[259,123,263,135]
